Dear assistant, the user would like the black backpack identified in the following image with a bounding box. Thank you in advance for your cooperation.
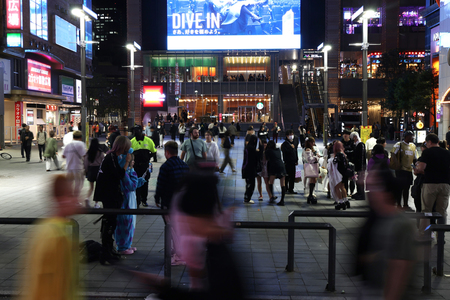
[79,240,102,263]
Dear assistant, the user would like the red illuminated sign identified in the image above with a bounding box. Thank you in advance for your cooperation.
[27,59,51,93]
[46,105,57,111]
[6,0,21,29]
[143,86,166,107]
[14,101,22,139]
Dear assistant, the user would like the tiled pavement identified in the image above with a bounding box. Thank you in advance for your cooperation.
[1,136,450,299]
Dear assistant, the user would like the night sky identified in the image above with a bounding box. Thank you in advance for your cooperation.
[142,0,324,51]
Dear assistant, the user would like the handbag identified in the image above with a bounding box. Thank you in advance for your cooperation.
[389,143,402,170]
[295,164,302,183]
[318,167,328,184]
[304,162,319,178]
[345,161,355,178]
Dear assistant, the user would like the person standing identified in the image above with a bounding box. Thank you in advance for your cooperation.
[155,141,189,210]
[84,138,104,208]
[180,127,207,168]
[329,141,350,210]
[37,125,47,162]
[62,131,86,198]
[365,133,377,159]
[258,123,269,143]
[265,140,287,206]
[108,125,121,149]
[272,121,281,143]
[218,123,227,146]
[342,130,355,196]
[205,130,220,169]
[228,122,237,146]
[44,130,60,171]
[303,138,320,204]
[145,121,152,137]
[178,121,186,144]
[131,126,157,207]
[170,121,177,141]
[416,134,450,233]
[298,125,306,148]
[212,122,220,143]
[390,131,418,209]
[281,130,299,194]
[350,132,367,200]
[236,122,241,139]
[199,121,206,138]
[94,136,131,265]
[242,135,258,204]
[22,125,34,162]
[19,123,26,158]
[219,131,236,173]
[158,122,166,148]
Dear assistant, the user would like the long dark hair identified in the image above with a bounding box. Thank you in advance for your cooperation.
[87,138,100,163]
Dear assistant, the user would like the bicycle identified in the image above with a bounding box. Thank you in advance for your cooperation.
[0,152,12,160]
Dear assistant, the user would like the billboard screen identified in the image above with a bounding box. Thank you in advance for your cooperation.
[27,59,51,93]
[143,85,167,109]
[55,16,77,52]
[167,0,300,50]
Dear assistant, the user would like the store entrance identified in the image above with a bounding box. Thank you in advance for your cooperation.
[238,106,257,123]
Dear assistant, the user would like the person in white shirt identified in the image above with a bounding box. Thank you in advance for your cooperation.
[365,133,377,158]
[205,130,220,169]
[62,131,86,198]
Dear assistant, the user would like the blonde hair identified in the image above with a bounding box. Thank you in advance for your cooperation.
[110,136,131,155]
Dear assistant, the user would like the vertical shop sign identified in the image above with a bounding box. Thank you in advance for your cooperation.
[6,0,22,29]
[175,62,180,95]
[360,126,372,144]
[14,101,22,139]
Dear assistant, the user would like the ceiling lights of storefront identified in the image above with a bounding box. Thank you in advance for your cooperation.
[149,56,217,67]
[225,56,269,64]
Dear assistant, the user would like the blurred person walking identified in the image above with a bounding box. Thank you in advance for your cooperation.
[84,138,104,208]
[94,136,132,265]
[178,121,186,144]
[256,139,273,201]
[219,131,236,173]
[18,175,82,300]
[242,135,258,204]
[228,121,237,146]
[130,126,157,207]
[281,129,299,194]
[218,123,227,146]
[44,130,60,171]
[37,125,47,162]
[265,140,287,206]
[205,130,220,170]
[350,132,367,200]
[416,133,450,233]
[170,121,177,141]
[62,131,86,198]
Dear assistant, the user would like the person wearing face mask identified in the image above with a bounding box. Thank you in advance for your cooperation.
[282,130,299,194]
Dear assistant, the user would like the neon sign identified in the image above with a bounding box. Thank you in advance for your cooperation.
[143,86,166,107]
[27,59,51,93]
[6,0,22,29]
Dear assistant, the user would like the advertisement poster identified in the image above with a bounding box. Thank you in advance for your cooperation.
[0,59,11,94]
[27,59,51,93]
[61,76,74,102]
[360,126,372,144]
[167,0,300,50]
[6,0,22,29]
[55,16,77,52]
[143,85,167,109]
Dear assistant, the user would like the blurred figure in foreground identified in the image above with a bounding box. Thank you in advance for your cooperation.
[133,171,244,300]
[357,165,416,300]
[18,175,81,300]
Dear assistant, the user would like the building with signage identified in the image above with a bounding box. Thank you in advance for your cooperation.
[124,0,302,125]
[1,0,94,141]
[324,0,426,126]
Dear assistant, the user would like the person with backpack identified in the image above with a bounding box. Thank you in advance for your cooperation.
[37,125,47,162]
[367,144,390,172]
[180,127,207,168]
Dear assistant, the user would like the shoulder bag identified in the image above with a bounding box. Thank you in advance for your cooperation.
[389,143,402,170]
[190,139,204,162]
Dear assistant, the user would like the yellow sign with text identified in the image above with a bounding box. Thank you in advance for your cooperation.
[360,126,372,144]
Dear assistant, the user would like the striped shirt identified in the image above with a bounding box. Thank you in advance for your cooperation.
[155,156,189,209]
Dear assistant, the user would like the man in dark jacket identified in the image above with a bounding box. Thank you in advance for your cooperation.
[350,132,367,200]
[169,121,177,141]
[108,125,121,149]
[342,129,355,196]
[150,126,159,162]
[22,125,34,161]
[281,130,299,194]
[19,123,27,158]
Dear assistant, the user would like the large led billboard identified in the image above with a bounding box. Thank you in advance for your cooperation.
[55,16,77,52]
[167,0,300,50]
[143,85,167,109]
[27,59,51,93]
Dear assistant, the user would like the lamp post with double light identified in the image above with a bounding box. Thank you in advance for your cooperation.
[317,43,332,146]
[125,41,142,130]
[71,5,97,144]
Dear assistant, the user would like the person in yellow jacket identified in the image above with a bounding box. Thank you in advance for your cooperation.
[18,175,82,300]
[130,125,157,207]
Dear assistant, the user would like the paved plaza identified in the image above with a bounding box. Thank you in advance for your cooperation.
[1,136,450,299]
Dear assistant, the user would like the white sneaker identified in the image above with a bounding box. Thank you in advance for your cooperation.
[94,203,101,209]
[244,199,255,204]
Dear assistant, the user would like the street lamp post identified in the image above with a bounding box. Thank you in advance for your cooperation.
[317,43,332,146]
[349,7,380,127]
[126,42,141,130]
[71,5,97,144]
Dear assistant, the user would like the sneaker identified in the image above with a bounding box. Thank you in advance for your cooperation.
[131,247,137,251]
[94,203,101,209]
[244,199,255,204]
[119,249,134,255]
[269,197,276,204]
[258,196,263,201]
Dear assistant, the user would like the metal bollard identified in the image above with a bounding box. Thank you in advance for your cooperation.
[164,222,172,286]
[286,213,295,272]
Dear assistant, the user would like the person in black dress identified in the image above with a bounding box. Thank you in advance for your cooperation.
[265,140,287,206]
[242,135,258,204]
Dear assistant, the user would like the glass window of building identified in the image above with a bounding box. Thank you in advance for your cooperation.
[343,7,382,34]
[398,7,425,26]
[30,0,48,40]
[223,56,271,81]
[223,94,271,123]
